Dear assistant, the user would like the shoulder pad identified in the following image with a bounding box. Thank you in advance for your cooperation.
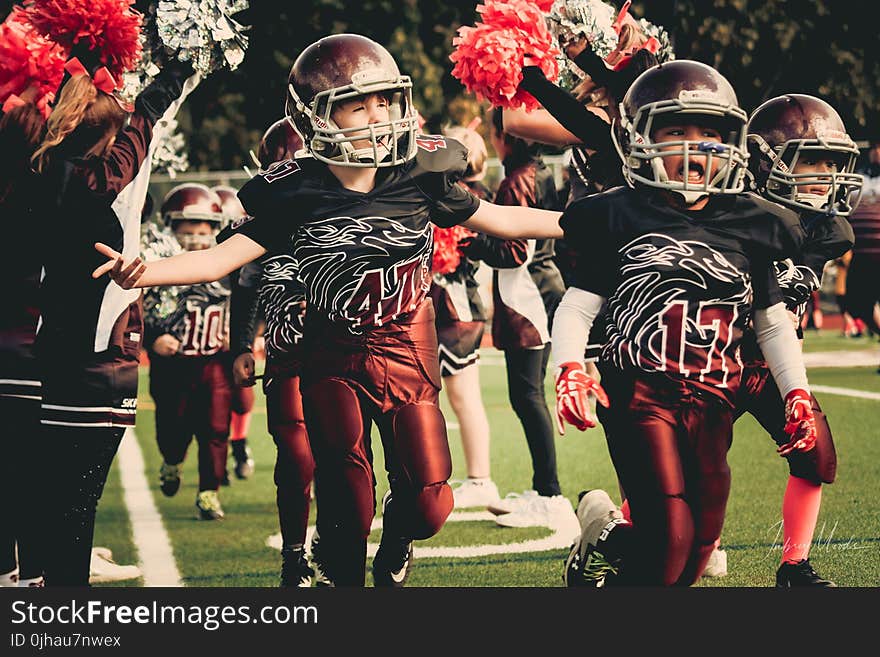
[413,134,469,175]
[239,155,315,216]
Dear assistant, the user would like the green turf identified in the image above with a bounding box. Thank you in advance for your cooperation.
[105,359,880,587]
[801,330,880,354]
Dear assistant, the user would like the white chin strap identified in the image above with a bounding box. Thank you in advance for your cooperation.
[795,191,831,210]
[176,234,216,251]
[649,156,710,205]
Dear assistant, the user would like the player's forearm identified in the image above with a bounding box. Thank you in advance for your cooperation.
[139,235,265,288]
[551,287,605,370]
[754,302,810,397]
[464,200,563,239]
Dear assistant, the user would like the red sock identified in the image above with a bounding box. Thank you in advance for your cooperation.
[230,411,252,442]
[620,498,631,522]
[781,475,822,564]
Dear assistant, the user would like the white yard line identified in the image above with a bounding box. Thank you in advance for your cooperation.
[118,427,183,587]
[811,385,880,402]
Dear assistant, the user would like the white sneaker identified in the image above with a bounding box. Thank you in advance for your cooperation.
[451,478,501,508]
[0,568,19,586]
[702,545,728,578]
[487,489,539,516]
[495,494,580,540]
[89,549,142,584]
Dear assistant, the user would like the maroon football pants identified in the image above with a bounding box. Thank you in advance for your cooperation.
[149,353,232,491]
[264,365,314,548]
[598,369,733,586]
[301,299,453,586]
[736,363,836,484]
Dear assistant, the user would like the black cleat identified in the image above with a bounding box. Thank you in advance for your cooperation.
[280,546,314,587]
[373,539,413,588]
[776,559,836,587]
[232,441,255,480]
[159,462,182,497]
[220,469,231,487]
[309,532,334,587]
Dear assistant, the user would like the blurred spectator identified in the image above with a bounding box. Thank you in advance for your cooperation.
[846,139,880,340]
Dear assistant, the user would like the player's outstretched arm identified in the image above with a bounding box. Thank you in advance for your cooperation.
[93,233,266,289]
[462,199,563,239]
[754,301,817,455]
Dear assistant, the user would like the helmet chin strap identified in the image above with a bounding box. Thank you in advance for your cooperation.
[649,153,710,205]
[795,191,831,210]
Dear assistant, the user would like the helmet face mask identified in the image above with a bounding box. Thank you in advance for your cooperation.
[747,94,863,216]
[286,34,419,168]
[616,61,749,204]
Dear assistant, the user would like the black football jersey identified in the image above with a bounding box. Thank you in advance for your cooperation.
[561,187,805,402]
[243,255,307,361]
[228,135,480,333]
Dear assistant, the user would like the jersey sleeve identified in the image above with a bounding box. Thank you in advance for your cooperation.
[800,213,855,275]
[414,136,482,227]
[220,170,297,252]
[559,195,619,297]
[750,258,784,310]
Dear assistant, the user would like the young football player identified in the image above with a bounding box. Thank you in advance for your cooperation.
[732,93,861,586]
[212,184,257,482]
[429,123,500,509]
[30,59,194,585]
[93,34,564,586]
[229,117,320,587]
[144,184,234,520]
[552,60,813,586]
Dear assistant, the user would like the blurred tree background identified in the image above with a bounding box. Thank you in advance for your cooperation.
[3,0,878,170]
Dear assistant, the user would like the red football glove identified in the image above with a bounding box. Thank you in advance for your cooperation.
[778,389,817,456]
[554,362,610,435]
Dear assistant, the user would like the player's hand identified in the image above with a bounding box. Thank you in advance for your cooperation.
[233,352,256,387]
[778,389,817,456]
[93,243,147,289]
[554,361,609,435]
[152,334,180,357]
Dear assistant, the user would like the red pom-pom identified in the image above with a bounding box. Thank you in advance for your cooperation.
[26,0,143,86]
[451,0,560,111]
[532,0,555,10]
[0,7,66,118]
[432,224,475,275]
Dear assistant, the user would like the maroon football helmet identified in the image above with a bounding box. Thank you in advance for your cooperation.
[211,185,246,227]
[747,94,863,216]
[161,183,224,250]
[256,117,304,168]
[616,60,749,203]
[286,33,418,167]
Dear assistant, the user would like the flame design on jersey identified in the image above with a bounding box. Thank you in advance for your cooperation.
[775,259,819,321]
[258,254,306,359]
[604,233,752,388]
[293,215,432,331]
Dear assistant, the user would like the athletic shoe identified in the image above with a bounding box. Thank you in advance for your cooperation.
[0,568,19,587]
[373,492,413,588]
[563,490,630,587]
[701,545,728,578]
[88,549,141,584]
[280,546,314,587]
[220,469,231,487]
[159,462,182,497]
[495,494,580,541]
[232,441,255,480]
[776,559,836,587]
[309,531,334,587]
[487,489,539,515]
[196,490,225,520]
[451,478,501,509]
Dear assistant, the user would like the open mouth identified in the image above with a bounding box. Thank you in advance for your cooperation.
[678,161,705,183]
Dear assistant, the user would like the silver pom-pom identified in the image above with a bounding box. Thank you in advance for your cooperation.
[637,18,675,63]
[151,118,189,178]
[156,0,249,75]
[547,0,619,90]
[141,222,183,321]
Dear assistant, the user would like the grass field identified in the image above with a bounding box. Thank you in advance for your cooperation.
[92,332,880,587]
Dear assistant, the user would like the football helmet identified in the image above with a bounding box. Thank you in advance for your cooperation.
[747,94,863,216]
[161,183,224,250]
[286,33,418,168]
[257,117,305,169]
[615,59,749,203]
[211,185,246,228]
